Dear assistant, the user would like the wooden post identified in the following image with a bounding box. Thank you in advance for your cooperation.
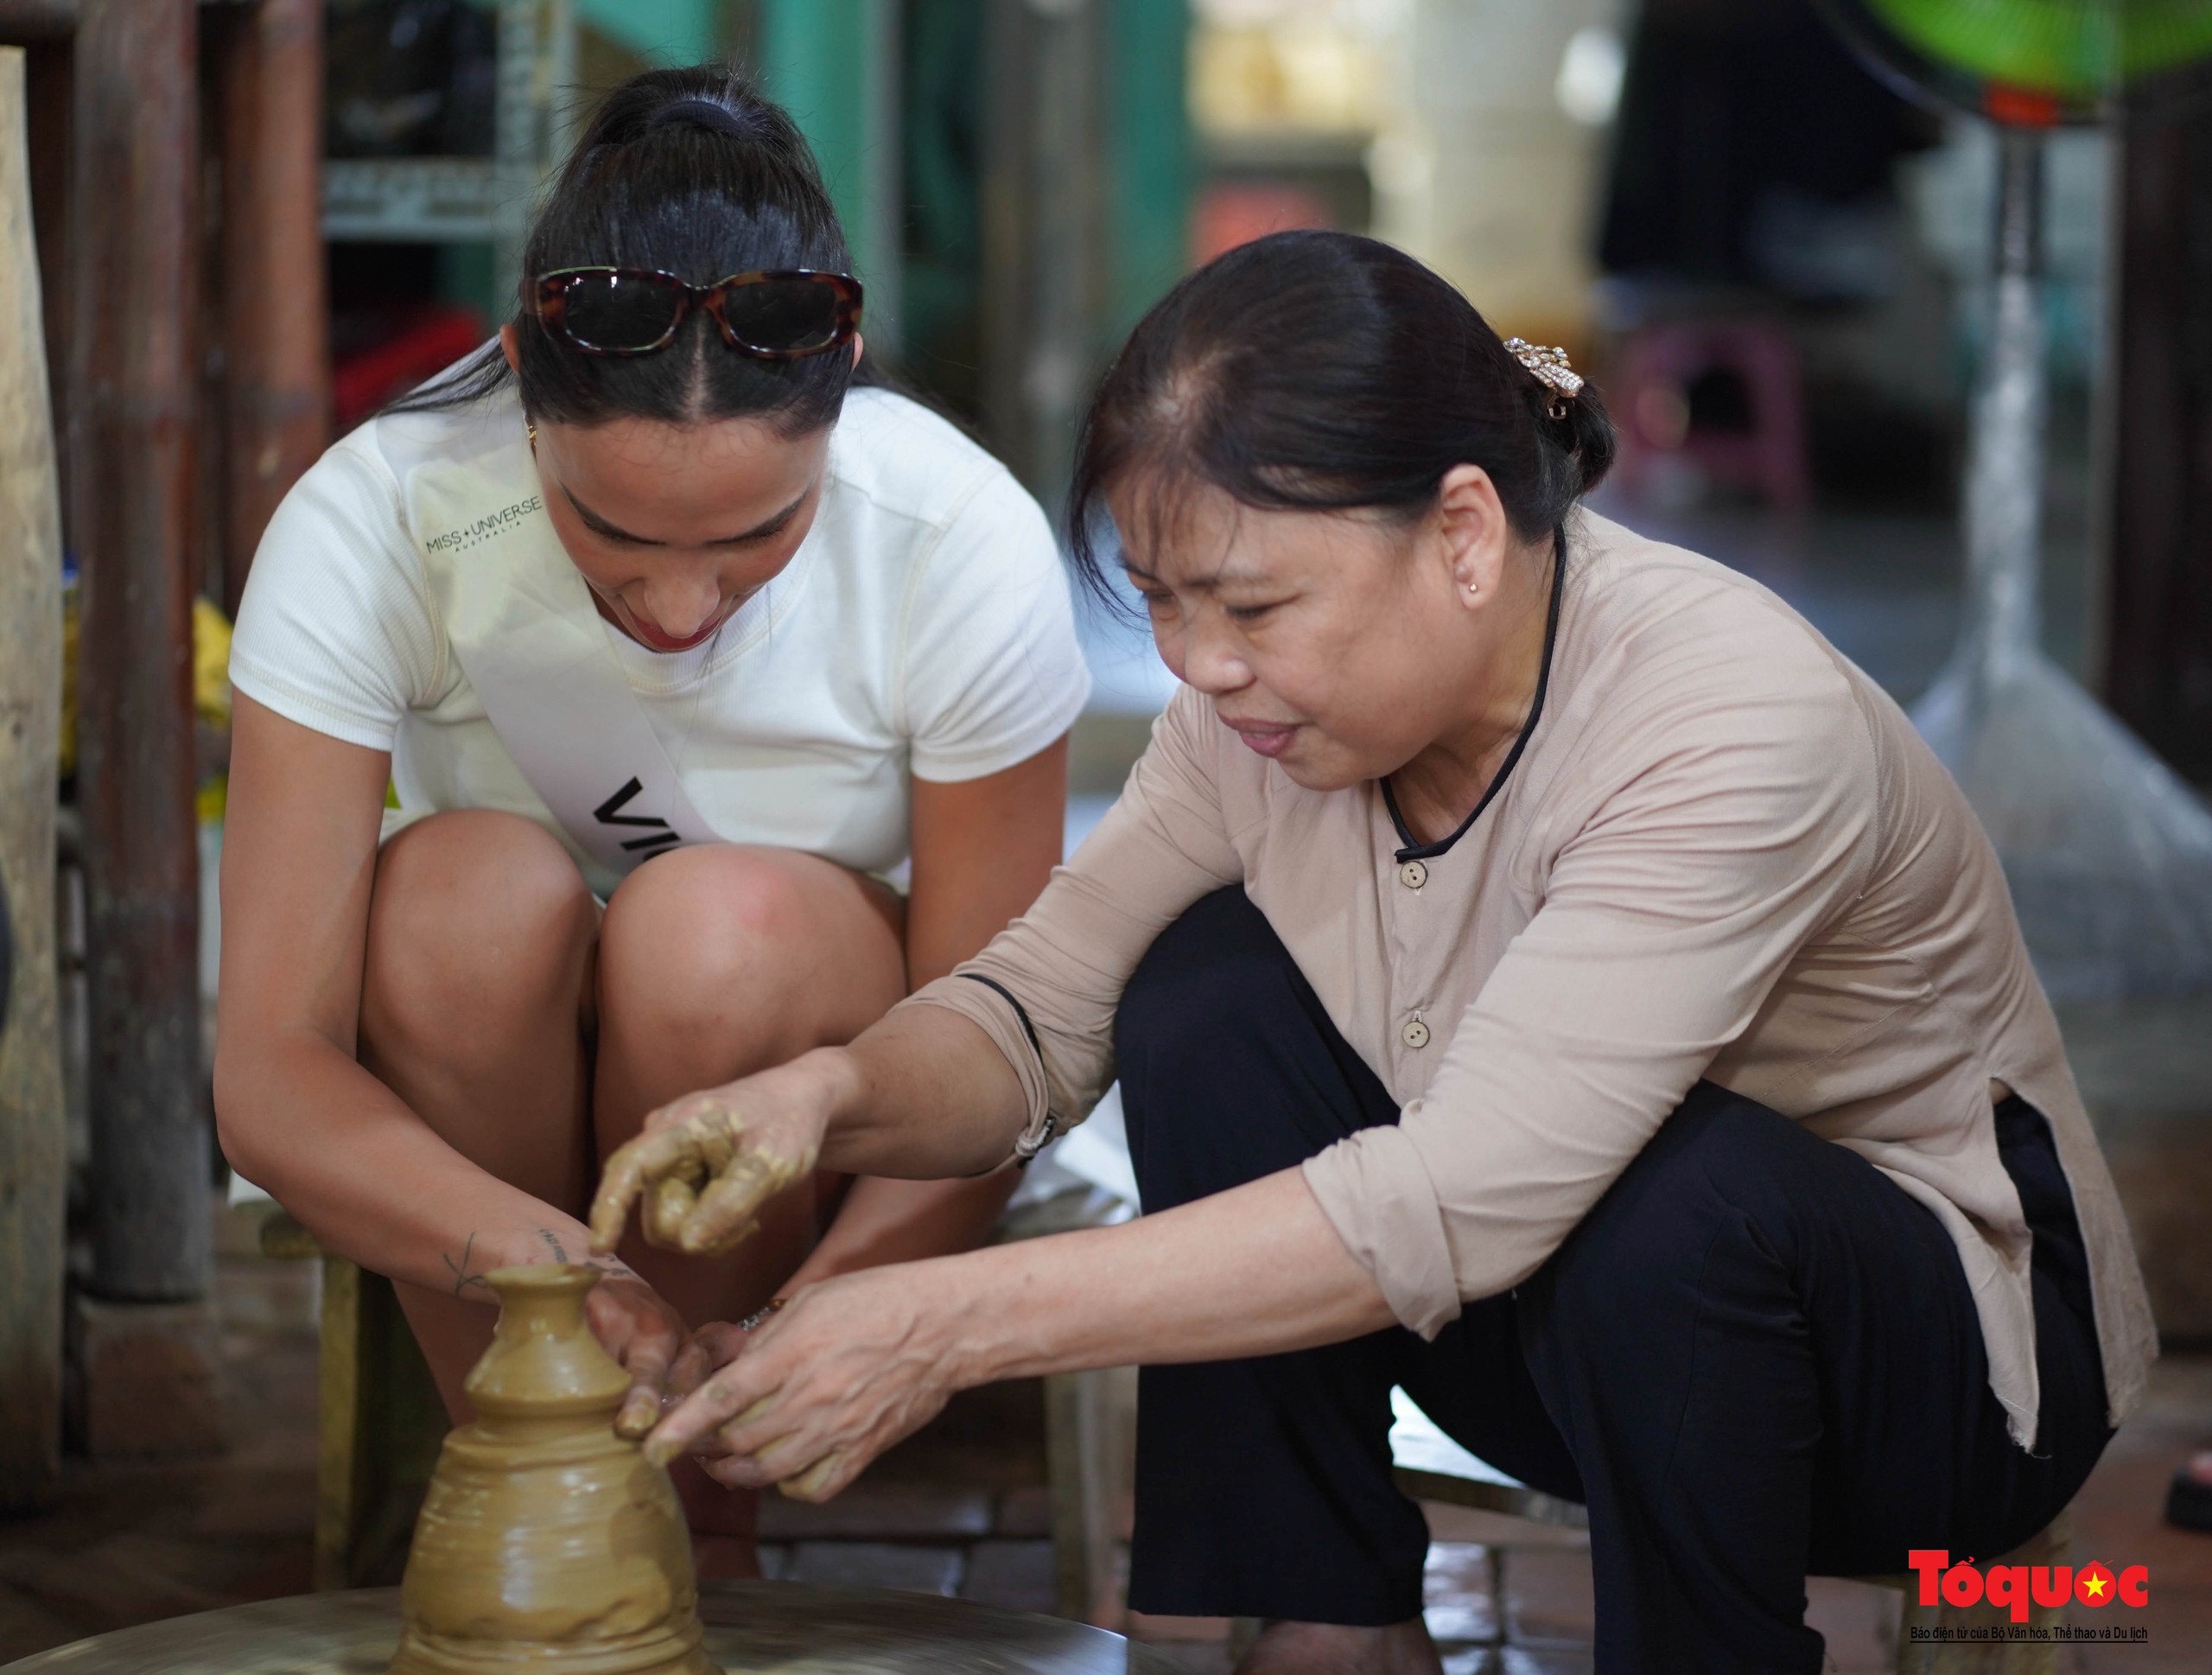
[68,0,207,1304]
[2101,106,2212,785]
[211,0,327,618]
[3,0,75,521]
[0,41,67,1512]
[22,32,66,510]
[981,0,1105,505]
[0,3,74,40]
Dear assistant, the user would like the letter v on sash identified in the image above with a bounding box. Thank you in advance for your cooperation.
[595,777,683,855]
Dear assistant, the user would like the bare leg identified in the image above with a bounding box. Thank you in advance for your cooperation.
[592,844,907,1572]
[356,824,906,1568]
[357,811,601,1418]
[1236,1621,1443,1675]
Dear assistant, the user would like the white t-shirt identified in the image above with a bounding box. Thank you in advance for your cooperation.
[230,381,1090,897]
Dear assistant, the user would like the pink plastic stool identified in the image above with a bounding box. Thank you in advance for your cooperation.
[1611,317,1813,514]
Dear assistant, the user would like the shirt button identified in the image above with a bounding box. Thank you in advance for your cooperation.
[1402,1016,1431,1050]
[1398,859,1428,890]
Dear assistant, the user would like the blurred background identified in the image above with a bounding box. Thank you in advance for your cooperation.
[2,2,2211,1670]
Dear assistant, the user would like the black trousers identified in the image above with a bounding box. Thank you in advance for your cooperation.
[1116,888,2113,1674]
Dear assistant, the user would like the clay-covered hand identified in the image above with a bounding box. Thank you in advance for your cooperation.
[641,1264,960,1502]
[582,1266,690,1440]
[589,1072,828,1259]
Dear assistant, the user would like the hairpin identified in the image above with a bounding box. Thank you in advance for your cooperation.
[1503,337,1583,418]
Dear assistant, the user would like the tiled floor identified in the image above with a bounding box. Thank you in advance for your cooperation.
[1,1232,2207,1673]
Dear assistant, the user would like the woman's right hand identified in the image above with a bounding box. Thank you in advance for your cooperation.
[588,1056,838,1260]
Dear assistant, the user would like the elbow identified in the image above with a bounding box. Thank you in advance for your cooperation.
[211,1039,277,1196]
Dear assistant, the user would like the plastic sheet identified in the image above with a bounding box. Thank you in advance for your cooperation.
[1913,171,2212,1002]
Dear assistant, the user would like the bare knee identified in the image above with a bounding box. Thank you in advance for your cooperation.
[598,846,901,1080]
[361,811,597,1073]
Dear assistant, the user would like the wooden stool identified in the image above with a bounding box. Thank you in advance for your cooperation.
[990,1184,1137,1625]
[258,1212,446,1589]
[1363,1391,2071,1674]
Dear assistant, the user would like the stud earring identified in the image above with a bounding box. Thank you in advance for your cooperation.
[1465,579,1479,594]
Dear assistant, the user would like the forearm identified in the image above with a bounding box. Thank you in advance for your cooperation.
[641,1165,1402,1482]
[810,1006,1031,1180]
[218,1032,611,1299]
[936,1167,1396,1383]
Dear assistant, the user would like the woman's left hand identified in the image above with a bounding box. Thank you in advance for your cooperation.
[643,1262,964,1501]
[582,1265,693,1441]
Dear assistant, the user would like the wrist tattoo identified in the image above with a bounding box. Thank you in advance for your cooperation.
[442,1232,493,1297]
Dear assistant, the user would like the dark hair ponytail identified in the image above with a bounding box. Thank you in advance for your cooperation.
[1067,230,1615,599]
[389,65,868,436]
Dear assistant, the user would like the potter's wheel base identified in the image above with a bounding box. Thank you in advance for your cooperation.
[0,1583,1178,1674]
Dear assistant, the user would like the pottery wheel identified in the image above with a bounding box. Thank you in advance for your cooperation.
[0,1583,1184,1673]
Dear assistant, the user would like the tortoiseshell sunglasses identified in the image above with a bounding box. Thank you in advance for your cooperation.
[530,266,863,360]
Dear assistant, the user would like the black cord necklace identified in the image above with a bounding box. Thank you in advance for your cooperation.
[1382,532,1567,864]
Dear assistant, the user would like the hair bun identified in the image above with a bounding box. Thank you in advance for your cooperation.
[645,98,762,141]
[1559,385,1618,494]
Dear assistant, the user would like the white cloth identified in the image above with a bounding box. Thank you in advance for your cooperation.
[231,382,1091,896]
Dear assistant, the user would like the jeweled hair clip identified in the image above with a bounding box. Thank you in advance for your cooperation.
[1503,336,1584,418]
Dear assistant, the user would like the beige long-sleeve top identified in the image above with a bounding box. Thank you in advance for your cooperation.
[905,513,2156,1449]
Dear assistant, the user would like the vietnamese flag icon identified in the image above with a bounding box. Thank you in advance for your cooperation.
[2076,1562,2117,1608]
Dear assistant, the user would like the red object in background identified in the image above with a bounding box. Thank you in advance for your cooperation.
[1610,317,1815,515]
[332,305,488,431]
[1191,182,1335,267]
[1983,83,2063,129]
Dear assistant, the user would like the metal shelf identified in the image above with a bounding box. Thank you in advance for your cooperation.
[319,0,573,262]
[322,157,508,240]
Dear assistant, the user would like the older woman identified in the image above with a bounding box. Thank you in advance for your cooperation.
[592,232,2155,1675]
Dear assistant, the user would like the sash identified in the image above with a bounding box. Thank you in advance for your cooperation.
[408,441,717,880]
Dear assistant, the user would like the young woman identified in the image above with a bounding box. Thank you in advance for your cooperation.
[595,232,2157,1673]
[212,67,1089,1568]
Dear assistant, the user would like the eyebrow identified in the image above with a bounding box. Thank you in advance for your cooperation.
[1122,557,1266,593]
[563,482,814,548]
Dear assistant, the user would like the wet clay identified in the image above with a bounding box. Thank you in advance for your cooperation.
[388,1264,718,1675]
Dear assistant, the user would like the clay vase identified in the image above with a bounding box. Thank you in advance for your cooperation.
[388,1264,717,1675]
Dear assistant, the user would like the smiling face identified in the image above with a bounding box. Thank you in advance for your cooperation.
[1112,466,1552,795]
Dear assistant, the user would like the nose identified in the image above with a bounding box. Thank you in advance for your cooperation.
[1173,610,1254,697]
[641,568,723,639]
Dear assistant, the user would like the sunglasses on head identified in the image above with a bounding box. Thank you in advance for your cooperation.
[530,266,864,359]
